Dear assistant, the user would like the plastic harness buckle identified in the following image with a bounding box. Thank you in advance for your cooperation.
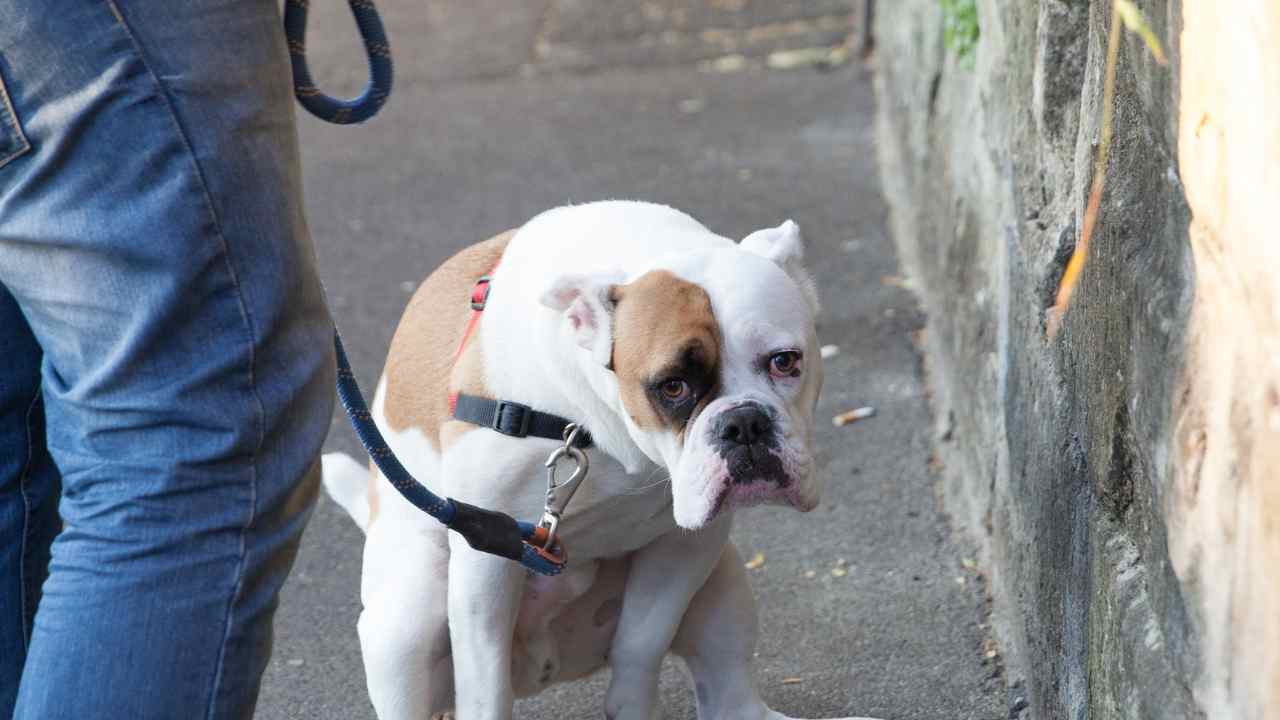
[470,275,492,311]
[491,400,532,438]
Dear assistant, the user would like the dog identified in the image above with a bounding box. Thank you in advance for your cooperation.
[323,201,881,720]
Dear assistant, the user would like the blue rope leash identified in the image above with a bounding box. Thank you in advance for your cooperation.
[284,4,563,575]
[284,0,392,124]
[334,333,563,576]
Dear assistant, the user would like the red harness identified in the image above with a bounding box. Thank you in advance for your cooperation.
[446,267,496,414]
[445,266,593,449]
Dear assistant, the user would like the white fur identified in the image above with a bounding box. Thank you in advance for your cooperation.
[741,219,820,313]
[323,201,881,720]
[540,270,626,366]
[322,452,371,531]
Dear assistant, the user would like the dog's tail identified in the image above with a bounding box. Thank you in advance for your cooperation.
[322,452,371,532]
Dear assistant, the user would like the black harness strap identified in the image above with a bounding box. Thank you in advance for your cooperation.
[452,393,593,449]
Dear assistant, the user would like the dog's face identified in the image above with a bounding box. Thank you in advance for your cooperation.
[542,221,823,529]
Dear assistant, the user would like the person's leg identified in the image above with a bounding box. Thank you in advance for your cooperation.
[0,1,334,718]
[0,286,61,716]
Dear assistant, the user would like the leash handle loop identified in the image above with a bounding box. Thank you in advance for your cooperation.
[285,0,393,124]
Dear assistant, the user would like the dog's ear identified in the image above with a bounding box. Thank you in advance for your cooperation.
[540,271,625,366]
[741,219,819,312]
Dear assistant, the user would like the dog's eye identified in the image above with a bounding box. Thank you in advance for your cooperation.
[768,351,802,378]
[659,379,691,403]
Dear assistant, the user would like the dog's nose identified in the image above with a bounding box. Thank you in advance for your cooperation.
[717,406,773,446]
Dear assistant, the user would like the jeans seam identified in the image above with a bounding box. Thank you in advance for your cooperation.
[0,67,31,171]
[102,4,268,718]
[17,388,42,649]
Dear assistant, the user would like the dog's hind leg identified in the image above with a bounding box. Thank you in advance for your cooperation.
[671,544,885,720]
[358,510,454,720]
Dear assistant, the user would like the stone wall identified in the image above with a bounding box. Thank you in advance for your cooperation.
[873,1,1280,718]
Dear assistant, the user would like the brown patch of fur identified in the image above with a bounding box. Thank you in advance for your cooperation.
[382,231,513,442]
[439,297,493,453]
[610,270,720,432]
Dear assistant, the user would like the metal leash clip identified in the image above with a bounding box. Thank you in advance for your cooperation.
[539,424,589,549]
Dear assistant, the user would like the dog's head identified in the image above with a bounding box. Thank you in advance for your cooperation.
[541,220,823,529]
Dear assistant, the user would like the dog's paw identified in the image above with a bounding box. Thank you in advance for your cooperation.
[430,713,454,720]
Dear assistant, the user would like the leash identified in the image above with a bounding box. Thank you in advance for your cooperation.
[284,0,392,124]
[287,5,587,575]
[334,333,573,575]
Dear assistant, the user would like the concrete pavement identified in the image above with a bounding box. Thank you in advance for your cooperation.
[256,2,1007,718]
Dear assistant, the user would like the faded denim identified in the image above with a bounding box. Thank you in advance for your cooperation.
[0,1,335,718]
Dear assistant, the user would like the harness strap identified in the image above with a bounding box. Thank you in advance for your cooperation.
[452,394,593,448]
[448,270,593,449]
[451,274,492,366]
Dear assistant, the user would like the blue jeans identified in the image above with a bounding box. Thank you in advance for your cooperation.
[0,1,335,718]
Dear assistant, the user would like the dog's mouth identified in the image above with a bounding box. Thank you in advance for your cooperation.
[705,449,801,522]
[721,444,790,487]
[674,414,816,528]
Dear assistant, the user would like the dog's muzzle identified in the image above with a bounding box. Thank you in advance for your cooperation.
[712,403,788,486]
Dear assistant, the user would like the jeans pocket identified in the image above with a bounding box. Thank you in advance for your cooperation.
[0,63,30,170]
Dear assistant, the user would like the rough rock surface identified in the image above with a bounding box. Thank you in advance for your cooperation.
[876,0,1280,717]
[870,1,1269,718]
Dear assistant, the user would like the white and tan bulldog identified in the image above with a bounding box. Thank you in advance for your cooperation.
[322,201,881,720]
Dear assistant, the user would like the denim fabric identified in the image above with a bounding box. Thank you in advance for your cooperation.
[0,286,58,716]
[0,1,335,718]
[0,71,28,170]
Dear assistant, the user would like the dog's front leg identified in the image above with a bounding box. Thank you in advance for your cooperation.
[604,514,733,720]
[447,535,526,720]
